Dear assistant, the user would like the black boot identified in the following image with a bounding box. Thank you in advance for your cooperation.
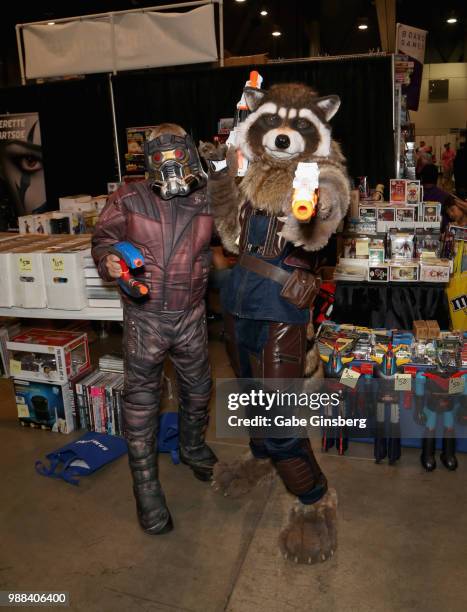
[321,430,335,452]
[127,438,173,534]
[421,436,436,472]
[388,421,401,465]
[179,407,217,481]
[440,432,458,471]
[374,422,387,464]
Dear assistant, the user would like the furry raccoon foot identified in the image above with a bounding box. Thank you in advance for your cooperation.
[279,488,337,565]
[212,453,274,497]
[198,140,227,161]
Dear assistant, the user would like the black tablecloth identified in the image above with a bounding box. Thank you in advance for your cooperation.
[333,282,450,329]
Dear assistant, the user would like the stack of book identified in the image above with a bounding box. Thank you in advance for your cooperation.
[0,318,21,377]
[99,353,124,373]
[73,369,124,435]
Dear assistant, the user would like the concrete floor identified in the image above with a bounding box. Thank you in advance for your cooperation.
[1,322,467,612]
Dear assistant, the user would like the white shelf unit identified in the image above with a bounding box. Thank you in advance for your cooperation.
[0,306,123,321]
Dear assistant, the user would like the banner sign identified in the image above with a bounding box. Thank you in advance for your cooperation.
[396,23,427,111]
[0,112,46,221]
[23,5,218,80]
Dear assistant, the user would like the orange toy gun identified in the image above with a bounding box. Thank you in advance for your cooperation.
[291,162,320,223]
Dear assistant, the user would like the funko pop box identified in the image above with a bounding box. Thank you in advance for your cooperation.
[14,378,74,434]
[7,329,90,383]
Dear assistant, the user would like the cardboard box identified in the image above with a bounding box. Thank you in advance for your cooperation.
[7,329,90,383]
[14,378,74,433]
[10,244,48,308]
[426,320,441,338]
[413,320,429,340]
[42,239,92,310]
[58,195,92,210]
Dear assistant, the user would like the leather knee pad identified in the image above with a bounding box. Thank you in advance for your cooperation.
[267,438,326,497]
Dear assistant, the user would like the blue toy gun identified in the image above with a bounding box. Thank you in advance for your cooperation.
[108,242,149,298]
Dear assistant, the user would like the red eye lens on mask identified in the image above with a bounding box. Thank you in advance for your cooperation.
[175,149,185,160]
[152,152,162,162]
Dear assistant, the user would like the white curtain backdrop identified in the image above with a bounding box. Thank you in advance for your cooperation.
[23,4,218,79]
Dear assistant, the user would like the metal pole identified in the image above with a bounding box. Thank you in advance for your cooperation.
[219,0,224,67]
[110,13,117,76]
[108,74,122,182]
[15,25,26,85]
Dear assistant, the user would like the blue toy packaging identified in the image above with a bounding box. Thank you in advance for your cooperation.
[14,378,74,434]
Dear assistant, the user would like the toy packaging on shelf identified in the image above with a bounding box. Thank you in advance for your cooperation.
[14,378,75,434]
[333,258,368,281]
[390,232,415,260]
[419,258,451,283]
[18,211,87,235]
[7,329,90,383]
[368,263,389,282]
[58,195,107,214]
[389,260,419,282]
[338,175,452,285]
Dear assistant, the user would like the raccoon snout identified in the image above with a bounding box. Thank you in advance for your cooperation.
[275,134,290,149]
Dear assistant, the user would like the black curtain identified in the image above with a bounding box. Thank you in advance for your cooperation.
[0,75,116,209]
[0,55,394,212]
[112,56,394,187]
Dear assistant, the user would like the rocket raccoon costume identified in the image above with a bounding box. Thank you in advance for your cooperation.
[92,124,217,535]
[200,83,350,564]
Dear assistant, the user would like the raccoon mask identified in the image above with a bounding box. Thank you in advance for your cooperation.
[237,83,340,165]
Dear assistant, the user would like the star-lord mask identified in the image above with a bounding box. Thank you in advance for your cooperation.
[145,133,207,199]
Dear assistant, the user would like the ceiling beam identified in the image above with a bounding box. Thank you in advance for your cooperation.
[375,0,396,52]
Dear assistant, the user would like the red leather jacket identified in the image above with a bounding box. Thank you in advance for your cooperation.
[92,181,213,312]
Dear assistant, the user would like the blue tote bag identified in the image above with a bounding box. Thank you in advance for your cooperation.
[35,432,128,486]
[157,412,180,465]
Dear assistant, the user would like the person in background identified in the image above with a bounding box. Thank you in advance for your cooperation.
[445,196,467,228]
[453,142,467,198]
[421,163,449,202]
[441,143,455,190]
[416,141,432,178]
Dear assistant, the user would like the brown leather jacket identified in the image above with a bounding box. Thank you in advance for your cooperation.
[91,181,213,312]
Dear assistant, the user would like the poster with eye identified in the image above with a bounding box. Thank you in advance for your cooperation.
[0,112,46,227]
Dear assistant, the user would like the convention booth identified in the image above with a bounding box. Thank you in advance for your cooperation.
[0,1,464,471]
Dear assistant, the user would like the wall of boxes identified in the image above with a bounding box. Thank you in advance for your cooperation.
[335,178,451,283]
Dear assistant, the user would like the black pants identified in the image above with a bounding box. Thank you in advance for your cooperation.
[122,301,212,447]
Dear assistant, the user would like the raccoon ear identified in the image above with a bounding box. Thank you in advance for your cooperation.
[243,87,266,112]
[315,95,341,121]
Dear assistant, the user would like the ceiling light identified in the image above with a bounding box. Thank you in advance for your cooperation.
[272,30,281,37]
[260,10,268,16]
[357,17,369,30]
[235,0,246,3]
[47,21,55,26]
[446,17,457,24]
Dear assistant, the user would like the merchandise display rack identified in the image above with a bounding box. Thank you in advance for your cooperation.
[0,306,123,321]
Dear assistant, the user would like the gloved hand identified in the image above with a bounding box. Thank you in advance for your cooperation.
[198,141,238,177]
